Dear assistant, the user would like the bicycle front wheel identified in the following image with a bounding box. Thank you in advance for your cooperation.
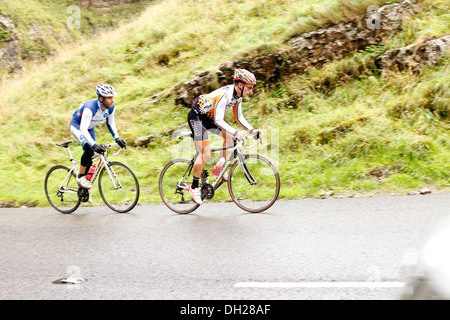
[228,154,280,213]
[159,159,199,214]
[44,165,81,214]
[98,161,140,213]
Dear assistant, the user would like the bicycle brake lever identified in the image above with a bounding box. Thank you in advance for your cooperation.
[252,133,262,144]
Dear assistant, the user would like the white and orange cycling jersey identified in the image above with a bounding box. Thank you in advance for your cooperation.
[191,84,254,136]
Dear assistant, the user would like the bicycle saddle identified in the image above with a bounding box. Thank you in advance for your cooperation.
[56,141,73,148]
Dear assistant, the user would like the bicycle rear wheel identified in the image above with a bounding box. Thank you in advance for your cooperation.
[159,158,199,214]
[228,154,280,213]
[44,165,81,214]
[98,161,140,213]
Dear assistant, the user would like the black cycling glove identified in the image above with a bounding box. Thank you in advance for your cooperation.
[115,138,127,149]
[92,143,106,154]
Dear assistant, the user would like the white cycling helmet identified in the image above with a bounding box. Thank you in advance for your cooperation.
[234,69,257,86]
[96,84,117,97]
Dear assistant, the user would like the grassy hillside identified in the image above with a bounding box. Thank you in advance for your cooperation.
[0,0,149,78]
[0,0,448,207]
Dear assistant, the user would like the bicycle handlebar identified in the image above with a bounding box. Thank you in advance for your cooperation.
[108,143,125,156]
[236,134,262,150]
[96,143,123,156]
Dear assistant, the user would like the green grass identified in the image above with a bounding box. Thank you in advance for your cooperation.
[0,0,449,207]
[0,0,150,78]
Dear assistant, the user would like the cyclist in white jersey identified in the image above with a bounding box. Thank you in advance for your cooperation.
[70,84,127,189]
[187,69,263,204]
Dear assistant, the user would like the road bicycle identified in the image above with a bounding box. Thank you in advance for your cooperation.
[44,141,140,214]
[159,133,280,214]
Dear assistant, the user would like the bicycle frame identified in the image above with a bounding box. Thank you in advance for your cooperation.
[58,143,124,193]
[189,136,260,191]
[56,145,80,197]
[91,145,124,190]
[98,154,122,190]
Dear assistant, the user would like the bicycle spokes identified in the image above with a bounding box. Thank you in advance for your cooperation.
[98,161,140,213]
[228,154,280,213]
[159,159,199,214]
[44,165,81,214]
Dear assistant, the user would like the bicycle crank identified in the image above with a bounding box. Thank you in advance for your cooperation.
[201,183,215,200]
[78,188,90,203]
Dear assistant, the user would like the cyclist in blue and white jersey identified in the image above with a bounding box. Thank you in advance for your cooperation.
[70,84,127,189]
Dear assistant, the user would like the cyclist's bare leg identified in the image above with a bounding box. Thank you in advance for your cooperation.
[193,141,211,179]
[211,130,233,180]
[188,141,210,204]
[220,130,234,159]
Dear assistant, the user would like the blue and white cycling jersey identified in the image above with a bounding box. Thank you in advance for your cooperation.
[70,99,119,147]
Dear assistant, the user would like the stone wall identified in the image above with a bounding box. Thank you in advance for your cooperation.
[380,34,450,73]
[174,0,419,106]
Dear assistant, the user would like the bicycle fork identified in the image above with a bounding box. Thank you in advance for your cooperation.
[101,157,122,190]
[237,153,257,186]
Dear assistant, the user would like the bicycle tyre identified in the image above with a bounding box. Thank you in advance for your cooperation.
[98,161,140,213]
[228,154,280,213]
[44,165,81,214]
[159,158,200,214]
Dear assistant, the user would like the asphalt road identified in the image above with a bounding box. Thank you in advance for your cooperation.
[1,193,450,301]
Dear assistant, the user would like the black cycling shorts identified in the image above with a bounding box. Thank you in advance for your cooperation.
[187,109,221,145]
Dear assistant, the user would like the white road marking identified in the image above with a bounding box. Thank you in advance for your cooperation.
[234,282,405,288]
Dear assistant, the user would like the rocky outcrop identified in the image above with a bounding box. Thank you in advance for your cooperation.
[175,71,216,106]
[0,14,22,75]
[380,34,450,73]
[174,0,419,106]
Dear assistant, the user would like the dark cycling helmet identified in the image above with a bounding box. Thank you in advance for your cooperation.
[96,84,117,97]
[234,69,256,86]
